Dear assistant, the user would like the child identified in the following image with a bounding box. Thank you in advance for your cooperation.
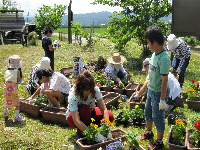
[3,55,25,122]
[42,26,57,70]
[140,25,171,149]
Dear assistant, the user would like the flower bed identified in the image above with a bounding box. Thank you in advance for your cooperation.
[77,129,126,150]
[125,83,140,97]
[102,92,121,110]
[20,98,46,118]
[129,92,145,110]
[40,107,68,125]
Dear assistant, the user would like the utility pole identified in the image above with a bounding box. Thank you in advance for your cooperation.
[27,12,29,23]
[68,0,73,44]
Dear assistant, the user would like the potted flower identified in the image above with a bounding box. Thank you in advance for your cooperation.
[167,119,187,150]
[20,94,47,118]
[103,74,115,92]
[187,120,200,149]
[113,82,125,95]
[77,118,126,150]
[129,105,145,127]
[115,109,131,127]
[186,79,200,111]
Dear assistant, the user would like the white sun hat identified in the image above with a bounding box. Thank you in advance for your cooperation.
[166,34,180,50]
[37,57,51,70]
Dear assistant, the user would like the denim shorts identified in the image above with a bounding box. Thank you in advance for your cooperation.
[145,89,169,132]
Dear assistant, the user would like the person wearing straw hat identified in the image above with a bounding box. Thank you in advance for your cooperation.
[3,55,25,122]
[26,57,51,95]
[104,53,127,83]
[166,34,191,88]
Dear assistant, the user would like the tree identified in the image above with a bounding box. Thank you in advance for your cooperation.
[34,4,67,31]
[92,0,172,57]
[0,0,21,10]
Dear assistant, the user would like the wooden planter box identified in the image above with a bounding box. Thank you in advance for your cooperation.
[113,87,125,95]
[167,125,187,150]
[40,107,68,125]
[76,129,126,150]
[20,99,46,118]
[103,92,121,110]
[125,83,139,97]
[102,86,114,92]
[101,91,109,96]
[186,98,200,111]
[129,92,145,110]
[186,129,200,150]
[60,67,73,77]
[123,144,146,150]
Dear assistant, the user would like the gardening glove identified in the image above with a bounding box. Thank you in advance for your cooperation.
[159,100,167,110]
[176,67,181,74]
[28,97,33,104]
[95,133,107,143]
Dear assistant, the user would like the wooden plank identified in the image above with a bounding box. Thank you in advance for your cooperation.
[0,10,24,13]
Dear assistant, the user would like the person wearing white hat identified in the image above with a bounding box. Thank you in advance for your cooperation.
[26,57,51,95]
[166,34,191,88]
[3,55,25,122]
[104,53,127,83]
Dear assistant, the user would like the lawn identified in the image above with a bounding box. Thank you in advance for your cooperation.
[0,38,200,149]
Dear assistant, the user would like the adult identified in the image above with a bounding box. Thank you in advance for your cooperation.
[42,26,57,70]
[104,53,127,83]
[22,23,29,47]
[30,69,71,108]
[66,69,114,136]
[26,57,51,95]
[166,34,191,88]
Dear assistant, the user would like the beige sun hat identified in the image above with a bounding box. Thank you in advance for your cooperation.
[108,53,126,64]
[8,55,22,68]
[37,57,51,70]
[167,34,180,50]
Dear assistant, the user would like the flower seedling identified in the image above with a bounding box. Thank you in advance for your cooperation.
[190,120,200,147]
[124,131,140,150]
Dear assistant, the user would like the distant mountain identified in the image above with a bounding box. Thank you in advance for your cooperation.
[24,11,172,25]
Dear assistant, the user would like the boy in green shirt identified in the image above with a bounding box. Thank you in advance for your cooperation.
[140,25,171,149]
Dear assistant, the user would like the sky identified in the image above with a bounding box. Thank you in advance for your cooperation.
[15,0,122,15]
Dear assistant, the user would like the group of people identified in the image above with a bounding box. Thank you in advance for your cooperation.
[3,25,191,149]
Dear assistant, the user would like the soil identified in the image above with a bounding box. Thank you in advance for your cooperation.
[130,98,141,103]
[87,56,107,74]
[128,84,138,90]
[103,97,116,103]
[48,108,66,114]
[188,130,200,148]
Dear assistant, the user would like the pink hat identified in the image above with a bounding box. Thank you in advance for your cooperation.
[8,55,22,68]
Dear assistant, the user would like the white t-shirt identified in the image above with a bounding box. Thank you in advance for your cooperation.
[40,72,71,94]
[66,85,102,118]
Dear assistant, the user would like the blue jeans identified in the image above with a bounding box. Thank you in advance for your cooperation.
[145,89,169,132]
[172,57,190,87]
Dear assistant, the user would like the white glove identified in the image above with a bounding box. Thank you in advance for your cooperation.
[159,100,167,110]
[134,93,140,100]
[95,133,107,143]
[176,67,181,74]
[28,97,33,104]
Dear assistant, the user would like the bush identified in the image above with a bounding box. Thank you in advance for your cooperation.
[28,31,38,45]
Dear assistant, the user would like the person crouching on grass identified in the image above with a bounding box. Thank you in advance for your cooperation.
[66,69,114,137]
[140,25,171,149]
[29,69,71,108]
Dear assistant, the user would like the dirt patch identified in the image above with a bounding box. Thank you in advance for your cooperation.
[48,109,66,114]
[87,56,107,74]
[128,85,138,90]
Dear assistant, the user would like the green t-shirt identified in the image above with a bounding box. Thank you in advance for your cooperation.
[148,50,171,92]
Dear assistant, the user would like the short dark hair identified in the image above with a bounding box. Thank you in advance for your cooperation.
[145,25,165,46]
[43,26,53,34]
[35,69,54,80]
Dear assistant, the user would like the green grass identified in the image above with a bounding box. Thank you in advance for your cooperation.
[0,38,200,149]
[54,28,107,34]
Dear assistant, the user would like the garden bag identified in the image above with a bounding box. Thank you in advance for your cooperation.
[73,56,83,78]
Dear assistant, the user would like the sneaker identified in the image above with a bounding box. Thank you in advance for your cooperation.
[3,110,8,118]
[140,131,154,140]
[14,116,25,123]
[148,140,164,149]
